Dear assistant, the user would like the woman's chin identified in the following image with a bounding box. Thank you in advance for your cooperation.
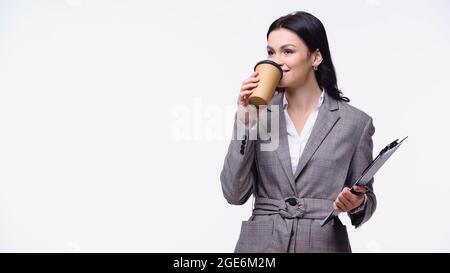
[277,79,291,89]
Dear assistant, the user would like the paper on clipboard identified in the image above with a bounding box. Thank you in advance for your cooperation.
[320,136,408,227]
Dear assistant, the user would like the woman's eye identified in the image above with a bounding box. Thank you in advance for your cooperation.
[267,51,273,55]
[284,50,293,55]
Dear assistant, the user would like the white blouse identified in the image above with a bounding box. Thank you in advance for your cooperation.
[283,90,324,174]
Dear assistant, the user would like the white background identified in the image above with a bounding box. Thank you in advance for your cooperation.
[0,0,449,252]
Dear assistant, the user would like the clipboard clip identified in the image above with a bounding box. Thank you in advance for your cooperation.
[380,136,408,156]
[356,136,408,182]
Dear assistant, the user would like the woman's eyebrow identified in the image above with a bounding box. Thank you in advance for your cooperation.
[266,44,297,50]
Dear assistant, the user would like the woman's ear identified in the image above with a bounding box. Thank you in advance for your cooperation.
[312,49,323,67]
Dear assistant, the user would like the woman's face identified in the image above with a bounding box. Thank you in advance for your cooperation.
[266,28,320,89]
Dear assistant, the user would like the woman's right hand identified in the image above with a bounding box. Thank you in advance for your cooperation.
[237,71,260,126]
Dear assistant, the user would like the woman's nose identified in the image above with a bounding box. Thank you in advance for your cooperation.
[268,54,283,67]
[273,58,283,67]
[270,58,282,66]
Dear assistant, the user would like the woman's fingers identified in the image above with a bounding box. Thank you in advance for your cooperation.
[241,82,259,92]
[334,186,366,212]
[241,80,259,90]
[333,200,346,212]
[237,72,259,107]
[239,89,254,96]
[334,187,356,212]
[239,90,254,100]
[342,187,358,202]
[352,185,366,194]
[337,194,352,210]
[242,76,259,85]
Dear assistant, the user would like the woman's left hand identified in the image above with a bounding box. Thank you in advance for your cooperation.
[333,186,366,212]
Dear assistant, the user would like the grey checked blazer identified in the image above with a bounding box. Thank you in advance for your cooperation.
[220,91,376,253]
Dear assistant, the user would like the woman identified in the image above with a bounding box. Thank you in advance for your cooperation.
[220,11,376,253]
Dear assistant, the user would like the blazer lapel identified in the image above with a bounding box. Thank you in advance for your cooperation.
[293,92,341,180]
[268,93,297,194]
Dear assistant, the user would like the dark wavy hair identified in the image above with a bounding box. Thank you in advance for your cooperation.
[267,11,349,102]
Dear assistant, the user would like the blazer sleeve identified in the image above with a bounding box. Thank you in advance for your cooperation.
[220,113,257,205]
[346,117,377,228]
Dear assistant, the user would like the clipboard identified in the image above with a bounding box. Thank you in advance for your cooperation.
[320,136,408,227]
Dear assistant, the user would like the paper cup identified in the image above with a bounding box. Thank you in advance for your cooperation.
[248,60,283,107]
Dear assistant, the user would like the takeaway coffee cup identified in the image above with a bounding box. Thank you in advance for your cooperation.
[248,60,283,107]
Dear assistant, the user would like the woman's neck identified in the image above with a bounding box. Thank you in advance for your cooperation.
[284,78,322,114]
